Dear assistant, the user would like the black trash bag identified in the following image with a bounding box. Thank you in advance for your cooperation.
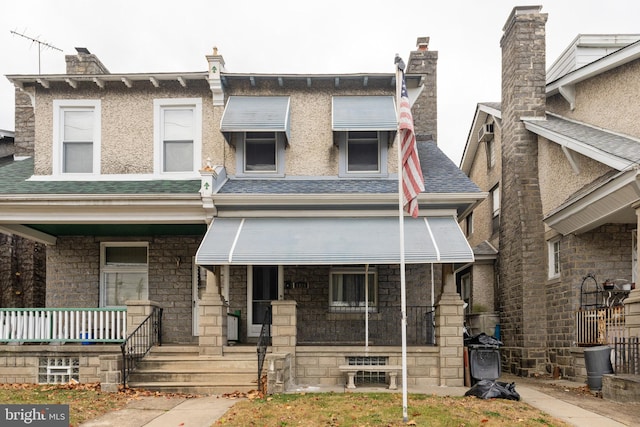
[464,380,520,401]
[464,332,503,347]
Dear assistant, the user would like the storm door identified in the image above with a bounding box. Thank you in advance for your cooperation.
[247,265,283,337]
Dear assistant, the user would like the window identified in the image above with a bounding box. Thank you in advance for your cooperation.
[53,100,101,175]
[154,98,202,174]
[235,132,286,176]
[460,273,471,315]
[245,132,277,172]
[486,138,496,168]
[548,237,561,279]
[337,131,389,177]
[490,185,500,234]
[465,212,473,237]
[330,267,377,311]
[100,243,149,307]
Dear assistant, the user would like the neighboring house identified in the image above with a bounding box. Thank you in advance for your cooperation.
[0,39,484,392]
[459,5,640,382]
[0,129,46,309]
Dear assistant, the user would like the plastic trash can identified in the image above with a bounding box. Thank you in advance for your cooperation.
[584,346,613,391]
[468,344,501,384]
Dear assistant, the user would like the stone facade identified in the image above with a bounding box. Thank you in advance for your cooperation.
[499,6,548,376]
[0,234,46,308]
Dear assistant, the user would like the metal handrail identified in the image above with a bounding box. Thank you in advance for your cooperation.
[120,306,163,389]
[256,305,272,393]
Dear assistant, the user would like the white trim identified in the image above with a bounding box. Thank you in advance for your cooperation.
[153,98,202,177]
[52,99,101,176]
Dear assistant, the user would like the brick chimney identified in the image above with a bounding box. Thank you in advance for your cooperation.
[498,5,548,377]
[65,48,110,74]
[407,37,437,142]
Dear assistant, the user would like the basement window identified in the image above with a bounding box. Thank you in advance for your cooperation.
[38,357,79,384]
[347,356,388,385]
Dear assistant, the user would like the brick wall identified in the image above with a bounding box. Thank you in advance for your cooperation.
[499,6,549,376]
[46,235,202,344]
[407,38,438,142]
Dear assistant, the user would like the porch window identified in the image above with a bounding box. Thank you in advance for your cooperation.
[100,243,149,307]
[330,267,377,311]
[548,237,561,279]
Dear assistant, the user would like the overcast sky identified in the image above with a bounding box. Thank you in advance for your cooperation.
[2,0,640,165]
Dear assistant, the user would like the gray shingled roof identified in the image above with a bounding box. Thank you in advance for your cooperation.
[473,241,498,257]
[526,114,640,165]
[0,142,481,197]
[219,141,481,194]
[479,102,501,111]
[0,158,201,194]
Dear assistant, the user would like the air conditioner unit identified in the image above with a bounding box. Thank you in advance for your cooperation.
[478,123,494,142]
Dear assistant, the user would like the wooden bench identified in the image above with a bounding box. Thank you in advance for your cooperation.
[338,365,402,390]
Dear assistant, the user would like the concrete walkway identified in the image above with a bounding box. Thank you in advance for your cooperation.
[81,383,629,427]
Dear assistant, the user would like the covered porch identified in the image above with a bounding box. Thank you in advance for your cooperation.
[194,214,474,390]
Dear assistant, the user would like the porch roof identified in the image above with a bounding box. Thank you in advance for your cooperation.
[195,216,474,266]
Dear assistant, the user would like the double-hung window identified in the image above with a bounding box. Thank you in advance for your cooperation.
[490,184,500,234]
[245,132,278,173]
[330,267,377,312]
[154,98,202,175]
[548,237,561,280]
[100,243,149,307]
[347,131,380,172]
[53,100,101,175]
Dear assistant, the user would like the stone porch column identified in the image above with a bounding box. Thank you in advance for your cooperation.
[270,300,297,354]
[198,269,227,356]
[125,300,161,336]
[435,266,464,386]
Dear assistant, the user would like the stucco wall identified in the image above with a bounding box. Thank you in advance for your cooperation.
[46,235,202,344]
[546,59,640,139]
[538,136,614,220]
[471,263,495,312]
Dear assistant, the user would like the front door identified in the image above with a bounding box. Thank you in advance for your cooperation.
[247,265,283,337]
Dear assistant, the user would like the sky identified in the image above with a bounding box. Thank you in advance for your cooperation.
[2,0,640,165]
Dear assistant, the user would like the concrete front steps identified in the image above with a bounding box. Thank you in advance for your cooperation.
[127,345,262,394]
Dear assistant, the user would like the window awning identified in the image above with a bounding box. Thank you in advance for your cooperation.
[332,96,397,131]
[195,216,474,266]
[220,96,291,144]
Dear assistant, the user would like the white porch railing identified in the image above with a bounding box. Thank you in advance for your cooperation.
[575,306,627,347]
[0,308,127,343]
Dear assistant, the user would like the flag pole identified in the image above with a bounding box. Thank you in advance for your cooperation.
[395,57,409,423]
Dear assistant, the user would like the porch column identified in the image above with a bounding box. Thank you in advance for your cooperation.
[435,265,465,386]
[271,300,297,353]
[199,269,227,356]
[125,300,161,336]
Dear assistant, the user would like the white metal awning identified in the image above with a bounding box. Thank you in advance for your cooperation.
[332,96,397,131]
[220,96,291,143]
[195,216,474,266]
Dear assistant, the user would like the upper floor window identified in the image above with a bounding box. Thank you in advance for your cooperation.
[53,100,101,175]
[465,212,473,237]
[486,138,496,169]
[332,96,396,178]
[154,98,202,175]
[490,184,500,235]
[234,132,286,176]
[548,237,561,279]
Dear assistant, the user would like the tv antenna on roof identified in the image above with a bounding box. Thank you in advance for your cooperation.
[10,29,63,74]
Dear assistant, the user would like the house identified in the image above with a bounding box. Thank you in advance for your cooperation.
[0,38,484,393]
[459,5,640,386]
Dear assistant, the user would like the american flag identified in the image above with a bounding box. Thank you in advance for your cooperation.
[398,70,425,218]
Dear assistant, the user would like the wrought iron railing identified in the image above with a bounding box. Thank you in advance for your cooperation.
[0,308,127,343]
[575,306,626,346]
[613,337,639,375]
[297,305,434,346]
[120,306,163,388]
[256,305,272,393]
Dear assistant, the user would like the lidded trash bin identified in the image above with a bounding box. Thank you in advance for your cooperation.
[468,345,501,384]
[584,345,613,391]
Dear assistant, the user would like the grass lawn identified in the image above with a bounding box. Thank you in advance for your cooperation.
[0,383,143,427]
[215,392,572,426]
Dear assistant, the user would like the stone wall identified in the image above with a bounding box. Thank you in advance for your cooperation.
[499,6,549,377]
[46,235,201,344]
[0,234,46,308]
[407,37,438,142]
[14,89,34,158]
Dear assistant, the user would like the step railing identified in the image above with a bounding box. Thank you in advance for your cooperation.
[121,306,163,388]
[613,337,639,375]
[0,308,127,343]
[256,305,272,394]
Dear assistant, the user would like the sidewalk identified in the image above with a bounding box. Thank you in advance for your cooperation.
[81,382,630,427]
